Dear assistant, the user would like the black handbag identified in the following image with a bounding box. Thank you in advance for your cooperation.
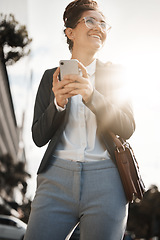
[110,132,145,202]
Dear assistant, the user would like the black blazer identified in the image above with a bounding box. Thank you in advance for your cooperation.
[32,60,135,173]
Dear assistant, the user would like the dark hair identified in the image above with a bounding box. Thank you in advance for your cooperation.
[63,0,102,51]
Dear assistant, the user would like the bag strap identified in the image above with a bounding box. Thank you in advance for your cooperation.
[109,132,124,151]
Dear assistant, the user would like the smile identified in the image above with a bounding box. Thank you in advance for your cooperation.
[90,35,101,40]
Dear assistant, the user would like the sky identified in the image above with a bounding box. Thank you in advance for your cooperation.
[1,0,160,199]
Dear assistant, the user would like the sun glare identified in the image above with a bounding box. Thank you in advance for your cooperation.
[122,54,160,109]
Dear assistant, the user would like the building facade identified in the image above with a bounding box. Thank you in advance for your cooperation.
[0,61,19,162]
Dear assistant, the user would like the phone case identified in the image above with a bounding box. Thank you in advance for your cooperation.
[59,59,79,79]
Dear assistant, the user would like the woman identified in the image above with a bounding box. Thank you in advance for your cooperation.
[24,0,135,239]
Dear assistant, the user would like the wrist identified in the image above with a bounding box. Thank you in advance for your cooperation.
[83,89,94,104]
[54,98,66,111]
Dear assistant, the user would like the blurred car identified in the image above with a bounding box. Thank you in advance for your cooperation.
[0,214,27,240]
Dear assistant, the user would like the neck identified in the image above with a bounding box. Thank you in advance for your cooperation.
[71,48,96,66]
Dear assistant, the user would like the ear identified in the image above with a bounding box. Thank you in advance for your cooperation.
[65,28,75,40]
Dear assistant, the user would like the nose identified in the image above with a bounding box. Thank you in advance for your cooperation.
[94,22,104,32]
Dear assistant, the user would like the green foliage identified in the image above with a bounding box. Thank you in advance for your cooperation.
[0,154,31,197]
[0,13,32,65]
[0,154,31,218]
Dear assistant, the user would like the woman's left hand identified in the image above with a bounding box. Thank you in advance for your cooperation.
[62,61,94,103]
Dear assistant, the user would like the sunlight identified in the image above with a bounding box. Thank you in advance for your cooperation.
[121,53,160,109]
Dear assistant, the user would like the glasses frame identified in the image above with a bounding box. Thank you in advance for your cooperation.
[77,16,111,33]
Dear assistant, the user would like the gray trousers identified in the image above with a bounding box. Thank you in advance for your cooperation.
[24,158,128,240]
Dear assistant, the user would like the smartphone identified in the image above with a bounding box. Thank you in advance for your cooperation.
[59,59,79,80]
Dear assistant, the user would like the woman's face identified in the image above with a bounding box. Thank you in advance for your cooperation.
[71,10,107,53]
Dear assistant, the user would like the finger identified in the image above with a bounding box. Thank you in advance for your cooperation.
[64,82,84,90]
[63,74,85,84]
[53,67,60,86]
[68,89,82,96]
[78,62,88,78]
[63,74,79,82]
[59,86,76,95]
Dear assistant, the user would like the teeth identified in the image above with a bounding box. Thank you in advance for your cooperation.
[91,35,100,39]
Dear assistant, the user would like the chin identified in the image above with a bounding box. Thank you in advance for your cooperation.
[84,42,102,54]
[92,40,103,49]
[92,43,102,51]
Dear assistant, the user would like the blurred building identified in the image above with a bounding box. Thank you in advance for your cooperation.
[0,61,20,161]
[0,0,29,163]
[0,60,27,216]
[0,0,31,217]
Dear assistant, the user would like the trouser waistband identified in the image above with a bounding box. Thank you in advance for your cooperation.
[50,156,116,172]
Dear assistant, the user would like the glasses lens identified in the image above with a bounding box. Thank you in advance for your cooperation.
[100,22,106,29]
[85,17,96,29]
[84,17,108,31]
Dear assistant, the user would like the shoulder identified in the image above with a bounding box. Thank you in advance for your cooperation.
[43,67,57,78]
[40,67,58,86]
[95,59,126,90]
[96,59,124,72]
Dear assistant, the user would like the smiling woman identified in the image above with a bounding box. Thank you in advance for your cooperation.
[64,10,108,58]
[24,0,135,239]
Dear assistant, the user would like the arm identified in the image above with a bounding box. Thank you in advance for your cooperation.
[83,62,135,139]
[84,88,135,140]
[32,68,66,147]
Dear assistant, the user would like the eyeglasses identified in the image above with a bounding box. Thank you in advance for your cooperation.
[77,17,111,32]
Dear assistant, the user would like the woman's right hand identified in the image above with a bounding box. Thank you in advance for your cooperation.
[52,67,74,108]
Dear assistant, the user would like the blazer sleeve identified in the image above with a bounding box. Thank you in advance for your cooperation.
[31,68,66,147]
[84,64,135,140]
